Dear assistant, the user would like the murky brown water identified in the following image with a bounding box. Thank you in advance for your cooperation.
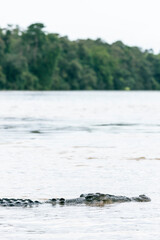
[0,91,160,239]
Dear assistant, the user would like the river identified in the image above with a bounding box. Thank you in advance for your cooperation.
[0,91,160,239]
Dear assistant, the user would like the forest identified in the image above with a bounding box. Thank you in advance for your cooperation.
[0,23,160,90]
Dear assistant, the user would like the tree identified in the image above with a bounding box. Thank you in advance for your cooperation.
[0,66,6,89]
[21,23,60,89]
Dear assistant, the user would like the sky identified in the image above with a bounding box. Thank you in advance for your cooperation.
[1,0,160,53]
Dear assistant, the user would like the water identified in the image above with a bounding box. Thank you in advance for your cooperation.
[0,91,160,239]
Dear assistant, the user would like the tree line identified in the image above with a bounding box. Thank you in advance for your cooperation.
[0,23,160,90]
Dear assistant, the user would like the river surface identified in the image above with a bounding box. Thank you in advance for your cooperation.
[0,91,160,239]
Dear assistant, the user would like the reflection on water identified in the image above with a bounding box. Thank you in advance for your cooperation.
[0,91,160,239]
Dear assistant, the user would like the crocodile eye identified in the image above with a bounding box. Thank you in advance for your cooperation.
[80,194,85,197]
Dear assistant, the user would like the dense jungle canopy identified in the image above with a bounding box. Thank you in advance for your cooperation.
[0,23,160,90]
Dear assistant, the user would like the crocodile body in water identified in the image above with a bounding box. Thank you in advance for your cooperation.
[0,193,151,207]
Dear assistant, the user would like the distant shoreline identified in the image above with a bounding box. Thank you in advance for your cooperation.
[0,23,160,91]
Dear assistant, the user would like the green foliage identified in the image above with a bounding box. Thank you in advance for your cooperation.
[0,66,6,88]
[0,23,160,90]
[22,23,60,89]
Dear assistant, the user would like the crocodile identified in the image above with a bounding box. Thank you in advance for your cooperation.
[0,193,151,207]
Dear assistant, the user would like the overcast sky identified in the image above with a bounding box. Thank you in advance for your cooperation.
[1,0,160,53]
